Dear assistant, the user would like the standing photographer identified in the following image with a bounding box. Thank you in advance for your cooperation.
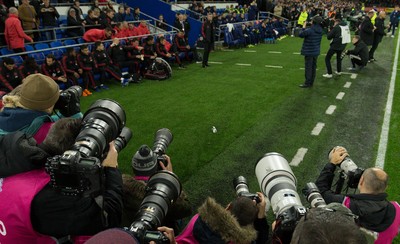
[315,147,400,243]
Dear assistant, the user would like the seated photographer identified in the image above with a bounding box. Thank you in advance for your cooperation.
[0,74,82,143]
[0,118,81,243]
[175,193,269,244]
[30,141,123,238]
[315,146,400,244]
[121,156,192,233]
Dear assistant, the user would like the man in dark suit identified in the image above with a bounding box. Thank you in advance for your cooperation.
[201,13,214,68]
[369,11,387,62]
[359,10,375,47]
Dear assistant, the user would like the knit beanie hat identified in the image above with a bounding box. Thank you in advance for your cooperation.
[19,74,60,111]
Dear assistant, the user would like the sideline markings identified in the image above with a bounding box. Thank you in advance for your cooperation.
[289,148,309,166]
[376,28,400,168]
[299,68,319,70]
[222,49,234,52]
[325,105,337,115]
[265,65,283,68]
[235,63,252,66]
[336,92,345,100]
[351,74,358,79]
[311,122,325,136]
[340,72,354,75]
[293,52,301,55]
[244,50,256,53]
[344,82,352,88]
[208,61,223,64]
[268,51,282,54]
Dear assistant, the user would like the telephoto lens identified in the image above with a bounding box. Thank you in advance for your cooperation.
[114,127,132,153]
[233,176,260,203]
[153,128,173,155]
[303,182,327,208]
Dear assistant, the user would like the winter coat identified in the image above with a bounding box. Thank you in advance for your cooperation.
[4,14,33,49]
[360,16,374,46]
[299,24,323,57]
[83,28,108,42]
[17,3,38,35]
[327,20,348,51]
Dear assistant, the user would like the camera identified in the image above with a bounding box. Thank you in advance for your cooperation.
[132,128,173,178]
[233,176,260,203]
[129,170,181,244]
[46,99,130,197]
[54,85,82,116]
[255,153,306,242]
[340,50,348,60]
[302,182,326,208]
[329,146,364,191]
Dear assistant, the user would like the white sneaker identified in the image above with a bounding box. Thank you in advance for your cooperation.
[347,67,356,71]
[335,71,342,75]
[322,73,333,78]
[391,35,395,38]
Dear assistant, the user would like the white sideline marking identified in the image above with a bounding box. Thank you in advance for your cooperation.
[344,82,352,88]
[265,65,283,68]
[311,123,325,136]
[293,52,301,55]
[244,50,256,53]
[351,74,358,79]
[235,63,252,66]
[376,27,400,168]
[325,105,337,115]
[340,72,353,75]
[222,49,234,52]
[336,92,345,100]
[208,61,223,64]
[268,51,282,54]
[299,68,319,70]
[290,148,309,166]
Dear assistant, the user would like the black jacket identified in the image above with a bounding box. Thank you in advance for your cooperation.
[108,44,132,63]
[348,40,369,66]
[0,65,22,92]
[374,17,386,43]
[31,167,123,237]
[360,16,374,46]
[327,21,348,51]
[202,20,214,43]
[315,163,396,232]
[39,5,59,27]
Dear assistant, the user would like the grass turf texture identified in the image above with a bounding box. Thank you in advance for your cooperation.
[80,34,400,242]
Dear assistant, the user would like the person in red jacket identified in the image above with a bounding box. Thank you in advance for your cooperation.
[83,27,112,42]
[136,20,150,37]
[4,7,33,56]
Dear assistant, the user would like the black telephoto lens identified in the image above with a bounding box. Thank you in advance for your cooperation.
[114,127,132,152]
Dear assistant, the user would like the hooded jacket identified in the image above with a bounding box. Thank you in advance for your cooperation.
[327,20,348,51]
[299,24,323,57]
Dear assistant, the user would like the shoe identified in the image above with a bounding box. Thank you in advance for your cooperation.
[322,73,333,78]
[178,65,186,69]
[94,86,101,92]
[84,89,92,95]
[391,35,394,38]
[369,58,376,62]
[82,90,88,97]
[335,71,342,75]
[100,84,109,90]
[299,84,312,88]
[347,67,356,71]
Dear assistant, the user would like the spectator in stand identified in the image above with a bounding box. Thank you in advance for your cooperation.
[77,44,103,93]
[344,35,369,71]
[93,41,125,85]
[174,30,194,61]
[369,11,387,62]
[360,10,375,47]
[100,8,115,29]
[84,9,100,31]
[19,56,41,78]
[201,13,214,68]
[114,5,125,23]
[174,13,185,33]
[136,20,150,37]
[62,47,86,93]
[124,6,134,22]
[108,38,136,85]
[4,7,33,57]
[126,22,137,37]
[156,14,168,31]
[156,36,185,69]
[133,7,140,22]
[41,54,68,88]
[91,0,101,13]
[388,5,400,38]
[274,2,283,17]
[39,0,59,40]
[0,58,23,97]
[183,14,191,39]
[0,3,7,46]
[297,7,308,28]
[66,8,84,38]
[18,0,38,40]
[83,27,113,42]
[70,0,84,22]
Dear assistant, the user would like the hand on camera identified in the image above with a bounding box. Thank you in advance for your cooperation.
[256,192,267,218]
[149,226,176,244]
[102,142,118,168]
[159,154,173,172]
[329,146,348,165]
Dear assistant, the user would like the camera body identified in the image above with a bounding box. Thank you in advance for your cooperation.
[233,176,261,203]
[54,86,82,116]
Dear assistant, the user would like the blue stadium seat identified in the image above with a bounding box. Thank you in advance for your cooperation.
[28,52,46,65]
[35,43,51,56]
[77,37,85,44]
[24,44,34,52]
[10,56,23,66]
[50,41,65,59]
[58,16,68,26]
[64,39,77,46]
[0,48,14,56]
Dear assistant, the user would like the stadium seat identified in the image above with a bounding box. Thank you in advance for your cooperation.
[58,16,68,26]
[24,44,34,52]
[35,43,51,56]
[10,56,23,66]
[64,39,77,46]
[28,52,46,65]
[50,41,65,59]
[77,37,85,44]
[0,48,14,56]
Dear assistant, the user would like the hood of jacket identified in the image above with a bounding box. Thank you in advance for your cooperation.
[0,107,48,133]
[194,197,257,244]
[348,193,395,232]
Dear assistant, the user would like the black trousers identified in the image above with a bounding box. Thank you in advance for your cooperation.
[369,37,382,59]
[203,41,213,65]
[304,56,318,86]
[325,48,343,74]
[350,56,365,68]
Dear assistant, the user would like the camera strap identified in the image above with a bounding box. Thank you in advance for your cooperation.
[94,195,109,227]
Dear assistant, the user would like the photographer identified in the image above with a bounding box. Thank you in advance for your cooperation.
[315,146,400,243]
[343,35,369,71]
[30,141,123,237]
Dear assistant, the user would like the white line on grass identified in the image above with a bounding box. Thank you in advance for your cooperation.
[222,49,234,52]
[351,74,358,79]
[325,105,337,115]
[265,65,283,68]
[344,82,352,88]
[289,148,309,166]
[293,52,301,55]
[375,28,400,168]
[244,50,256,53]
[268,51,282,54]
[340,72,354,75]
[235,63,252,66]
[208,61,223,64]
[336,92,345,100]
[311,122,325,136]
